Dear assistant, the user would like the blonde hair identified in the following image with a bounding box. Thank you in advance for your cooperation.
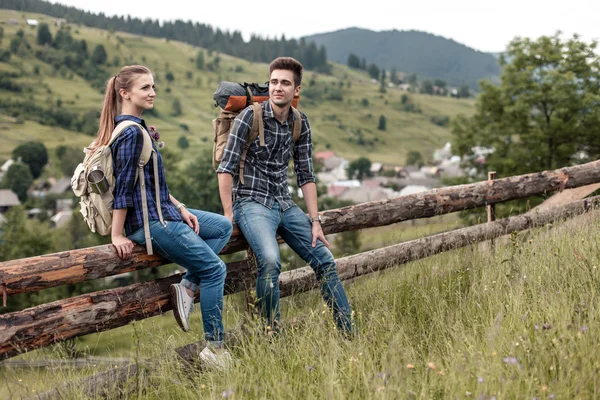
[92,65,152,150]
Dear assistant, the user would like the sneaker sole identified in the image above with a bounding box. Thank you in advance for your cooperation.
[169,284,189,332]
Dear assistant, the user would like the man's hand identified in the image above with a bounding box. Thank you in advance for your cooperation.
[112,234,135,260]
[224,211,234,225]
[181,208,199,234]
[311,222,330,248]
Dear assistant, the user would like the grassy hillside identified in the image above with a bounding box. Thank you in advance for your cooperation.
[2,208,599,398]
[0,9,474,167]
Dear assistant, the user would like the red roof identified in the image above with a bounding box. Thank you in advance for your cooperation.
[327,185,349,198]
[315,151,335,161]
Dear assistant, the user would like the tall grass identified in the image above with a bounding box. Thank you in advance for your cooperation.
[2,211,599,399]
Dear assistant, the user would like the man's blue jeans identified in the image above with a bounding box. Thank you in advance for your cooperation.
[128,209,232,344]
[233,197,353,333]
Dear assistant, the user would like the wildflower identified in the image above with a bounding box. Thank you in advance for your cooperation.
[549,394,555,399]
[406,363,415,369]
[200,384,207,390]
[222,388,234,398]
[306,365,315,372]
[503,357,518,365]
[427,362,437,370]
[541,386,548,392]
[581,325,588,333]
[438,370,445,376]
[542,323,552,330]
[376,372,387,379]
[148,126,165,148]
[478,376,484,383]
[376,386,385,392]
[466,391,472,397]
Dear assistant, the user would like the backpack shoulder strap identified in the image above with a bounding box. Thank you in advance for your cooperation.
[239,103,264,185]
[107,120,140,146]
[107,121,153,164]
[249,102,264,146]
[291,107,302,143]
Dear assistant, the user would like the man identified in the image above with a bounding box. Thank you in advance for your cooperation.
[217,57,353,335]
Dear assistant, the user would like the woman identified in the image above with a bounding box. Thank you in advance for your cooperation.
[94,65,232,368]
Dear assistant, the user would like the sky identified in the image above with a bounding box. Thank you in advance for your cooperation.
[49,0,599,53]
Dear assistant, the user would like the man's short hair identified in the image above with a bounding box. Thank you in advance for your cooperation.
[269,57,303,87]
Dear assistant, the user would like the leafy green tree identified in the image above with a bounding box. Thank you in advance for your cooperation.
[169,149,222,213]
[347,53,361,69]
[0,206,52,262]
[172,98,182,116]
[195,50,205,70]
[90,44,107,65]
[12,141,48,179]
[2,162,33,202]
[36,23,52,45]
[406,151,424,167]
[390,68,399,85]
[420,80,434,95]
[378,115,387,131]
[458,85,470,98]
[0,26,3,44]
[433,79,446,89]
[379,69,386,93]
[165,71,175,82]
[452,33,600,177]
[367,63,380,80]
[177,135,190,150]
[56,145,83,176]
[347,157,372,181]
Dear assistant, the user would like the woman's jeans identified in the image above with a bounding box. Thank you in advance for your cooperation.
[128,209,232,344]
[233,197,353,334]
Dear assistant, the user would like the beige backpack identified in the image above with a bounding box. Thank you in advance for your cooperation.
[212,102,302,184]
[71,120,164,255]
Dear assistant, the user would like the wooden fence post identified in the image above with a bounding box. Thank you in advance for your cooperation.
[488,171,497,249]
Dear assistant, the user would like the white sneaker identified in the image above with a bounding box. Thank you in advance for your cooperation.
[199,346,232,370]
[169,283,194,332]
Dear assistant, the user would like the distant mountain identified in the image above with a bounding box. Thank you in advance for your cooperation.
[304,28,501,88]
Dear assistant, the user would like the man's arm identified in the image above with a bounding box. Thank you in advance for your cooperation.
[294,114,327,247]
[217,173,234,222]
[300,182,330,248]
[293,112,316,188]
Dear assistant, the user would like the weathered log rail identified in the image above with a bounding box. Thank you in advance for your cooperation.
[1,195,599,360]
[1,159,599,297]
[1,160,600,360]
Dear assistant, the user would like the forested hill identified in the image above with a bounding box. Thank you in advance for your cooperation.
[0,0,331,73]
[304,27,501,88]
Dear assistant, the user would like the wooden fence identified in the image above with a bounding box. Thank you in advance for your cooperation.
[1,159,600,361]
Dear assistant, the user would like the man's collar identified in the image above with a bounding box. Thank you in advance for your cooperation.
[263,100,298,123]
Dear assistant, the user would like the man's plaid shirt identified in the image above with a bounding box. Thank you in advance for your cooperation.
[216,100,316,211]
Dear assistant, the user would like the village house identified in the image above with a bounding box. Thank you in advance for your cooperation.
[0,189,21,214]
